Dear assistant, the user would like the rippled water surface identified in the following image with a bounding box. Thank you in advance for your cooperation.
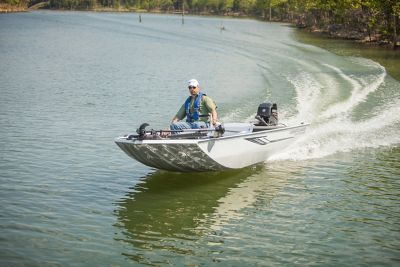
[1,11,400,266]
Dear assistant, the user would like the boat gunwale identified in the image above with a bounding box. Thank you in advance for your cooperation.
[198,123,309,143]
[114,123,309,145]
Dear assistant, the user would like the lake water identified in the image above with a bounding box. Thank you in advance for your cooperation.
[1,11,399,266]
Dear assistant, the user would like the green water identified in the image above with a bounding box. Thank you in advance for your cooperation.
[0,11,399,266]
[294,29,400,81]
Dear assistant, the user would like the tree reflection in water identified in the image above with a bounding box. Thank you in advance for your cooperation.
[114,162,305,265]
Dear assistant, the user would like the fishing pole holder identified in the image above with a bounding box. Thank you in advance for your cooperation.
[127,123,226,140]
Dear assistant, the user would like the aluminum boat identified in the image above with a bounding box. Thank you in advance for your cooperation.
[115,102,309,172]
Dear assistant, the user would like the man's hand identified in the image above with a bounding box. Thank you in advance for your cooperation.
[171,116,179,124]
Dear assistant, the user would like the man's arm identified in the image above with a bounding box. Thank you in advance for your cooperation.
[171,104,186,124]
[203,96,218,126]
[211,109,218,126]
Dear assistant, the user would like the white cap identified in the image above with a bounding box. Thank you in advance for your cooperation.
[188,79,199,87]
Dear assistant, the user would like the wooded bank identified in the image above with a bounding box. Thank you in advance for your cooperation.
[1,0,399,48]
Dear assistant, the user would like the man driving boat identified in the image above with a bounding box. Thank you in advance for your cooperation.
[170,79,218,131]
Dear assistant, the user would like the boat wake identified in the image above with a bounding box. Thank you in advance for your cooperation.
[269,59,400,161]
[212,55,400,161]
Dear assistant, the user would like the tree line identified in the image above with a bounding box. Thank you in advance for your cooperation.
[2,0,399,46]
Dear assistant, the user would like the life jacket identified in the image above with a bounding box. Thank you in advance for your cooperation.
[185,92,205,122]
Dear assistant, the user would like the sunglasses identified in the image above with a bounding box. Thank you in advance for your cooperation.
[188,86,197,89]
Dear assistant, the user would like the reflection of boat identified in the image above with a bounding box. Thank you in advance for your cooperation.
[198,161,305,231]
[115,103,309,172]
[114,168,261,256]
[115,163,303,265]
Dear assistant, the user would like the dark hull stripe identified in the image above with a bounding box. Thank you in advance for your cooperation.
[116,142,227,172]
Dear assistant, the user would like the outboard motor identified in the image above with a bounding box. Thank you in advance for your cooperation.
[255,102,278,126]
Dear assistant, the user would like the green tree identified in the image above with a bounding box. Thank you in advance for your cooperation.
[160,0,173,10]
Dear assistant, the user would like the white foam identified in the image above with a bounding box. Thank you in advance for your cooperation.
[269,60,399,161]
[286,72,323,124]
[320,63,386,119]
[270,99,400,161]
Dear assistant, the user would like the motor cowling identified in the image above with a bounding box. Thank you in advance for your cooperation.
[255,102,278,125]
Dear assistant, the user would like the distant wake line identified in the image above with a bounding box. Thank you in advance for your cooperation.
[270,58,400,161]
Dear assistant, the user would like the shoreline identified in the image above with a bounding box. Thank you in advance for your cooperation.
[297,27,398,50]
[301,27,399,50]
[0,4,27,13]
[4,6,399,49]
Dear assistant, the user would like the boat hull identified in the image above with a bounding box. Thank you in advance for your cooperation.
[115,141,227,172]
[115,124,308,172]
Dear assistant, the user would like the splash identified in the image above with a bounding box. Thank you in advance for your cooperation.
[286,72,324,123]
[320,63,386,119]
[270,59,400,161]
